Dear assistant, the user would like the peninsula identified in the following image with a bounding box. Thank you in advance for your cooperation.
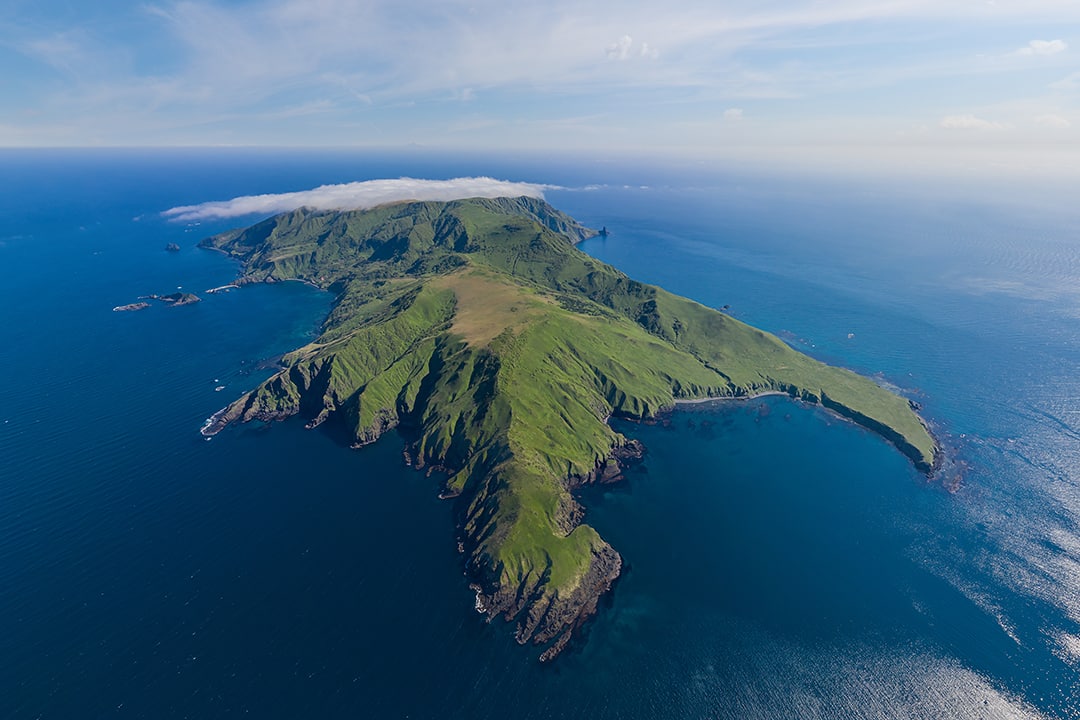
[199,196,938,660]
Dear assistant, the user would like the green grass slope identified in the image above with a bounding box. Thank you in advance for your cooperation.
[200,196,938,659]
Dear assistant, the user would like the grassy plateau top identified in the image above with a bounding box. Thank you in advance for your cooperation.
[199,196,938,660]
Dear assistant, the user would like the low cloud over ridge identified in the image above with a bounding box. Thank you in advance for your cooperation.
[162,177,558,222]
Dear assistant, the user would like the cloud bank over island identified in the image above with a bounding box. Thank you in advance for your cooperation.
[163,177,558,222]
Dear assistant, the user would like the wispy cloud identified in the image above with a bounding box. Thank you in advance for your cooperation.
[161,177,558,222]
[1050,72,1080,91]
[21,32,90,74]
[3,0,1079,152]
[1035,113,1071,128]
[940,114,1006,131]
[1014,39,1068,56]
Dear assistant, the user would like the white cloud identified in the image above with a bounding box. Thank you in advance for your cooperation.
[605,35,658,61]
[1035,114,1071,128]
[606,35,633,61]
[161,177,558,222]
[940,114,1006,130]
[1015,39,1068,56]
[724,108,744,119]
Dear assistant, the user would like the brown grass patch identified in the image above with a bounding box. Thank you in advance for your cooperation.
[431,270,550,346]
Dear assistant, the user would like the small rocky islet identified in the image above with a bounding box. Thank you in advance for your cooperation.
[112,302,151,312]
[114,291,201,312]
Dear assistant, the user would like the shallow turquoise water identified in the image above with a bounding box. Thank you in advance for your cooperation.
[2,149,1079,718]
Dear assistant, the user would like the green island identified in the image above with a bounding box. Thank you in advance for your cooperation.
[199,196,939,660]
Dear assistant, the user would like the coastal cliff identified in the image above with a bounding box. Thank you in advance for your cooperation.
[199,196,939,659]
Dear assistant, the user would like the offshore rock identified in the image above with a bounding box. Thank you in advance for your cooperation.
[113,302,151,312]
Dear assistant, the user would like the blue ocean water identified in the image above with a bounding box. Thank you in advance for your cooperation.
[2,149,1080,718]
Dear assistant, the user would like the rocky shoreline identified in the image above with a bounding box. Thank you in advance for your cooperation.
[470,540,623,663]
[466,437,645,661]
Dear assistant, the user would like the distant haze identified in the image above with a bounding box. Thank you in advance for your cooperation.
[162,177,556,222]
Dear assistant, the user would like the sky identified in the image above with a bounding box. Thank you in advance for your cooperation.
[0,0,1077,170]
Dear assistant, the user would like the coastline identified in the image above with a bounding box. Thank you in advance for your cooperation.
[669,389,942,477]
[672,390,788,406]
[198,235,330,292]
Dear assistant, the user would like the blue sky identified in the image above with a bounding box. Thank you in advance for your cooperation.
[1,0,1076,169]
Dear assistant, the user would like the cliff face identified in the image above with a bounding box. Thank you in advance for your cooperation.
[200,196,938,659]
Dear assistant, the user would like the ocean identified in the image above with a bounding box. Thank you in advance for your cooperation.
[2,148,1079,718]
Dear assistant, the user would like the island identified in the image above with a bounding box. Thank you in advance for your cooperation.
[198,196,939,660]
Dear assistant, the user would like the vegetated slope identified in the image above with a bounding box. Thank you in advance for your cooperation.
[200,196,938,660]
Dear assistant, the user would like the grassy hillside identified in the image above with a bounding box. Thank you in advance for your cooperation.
[200,196,938,660]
